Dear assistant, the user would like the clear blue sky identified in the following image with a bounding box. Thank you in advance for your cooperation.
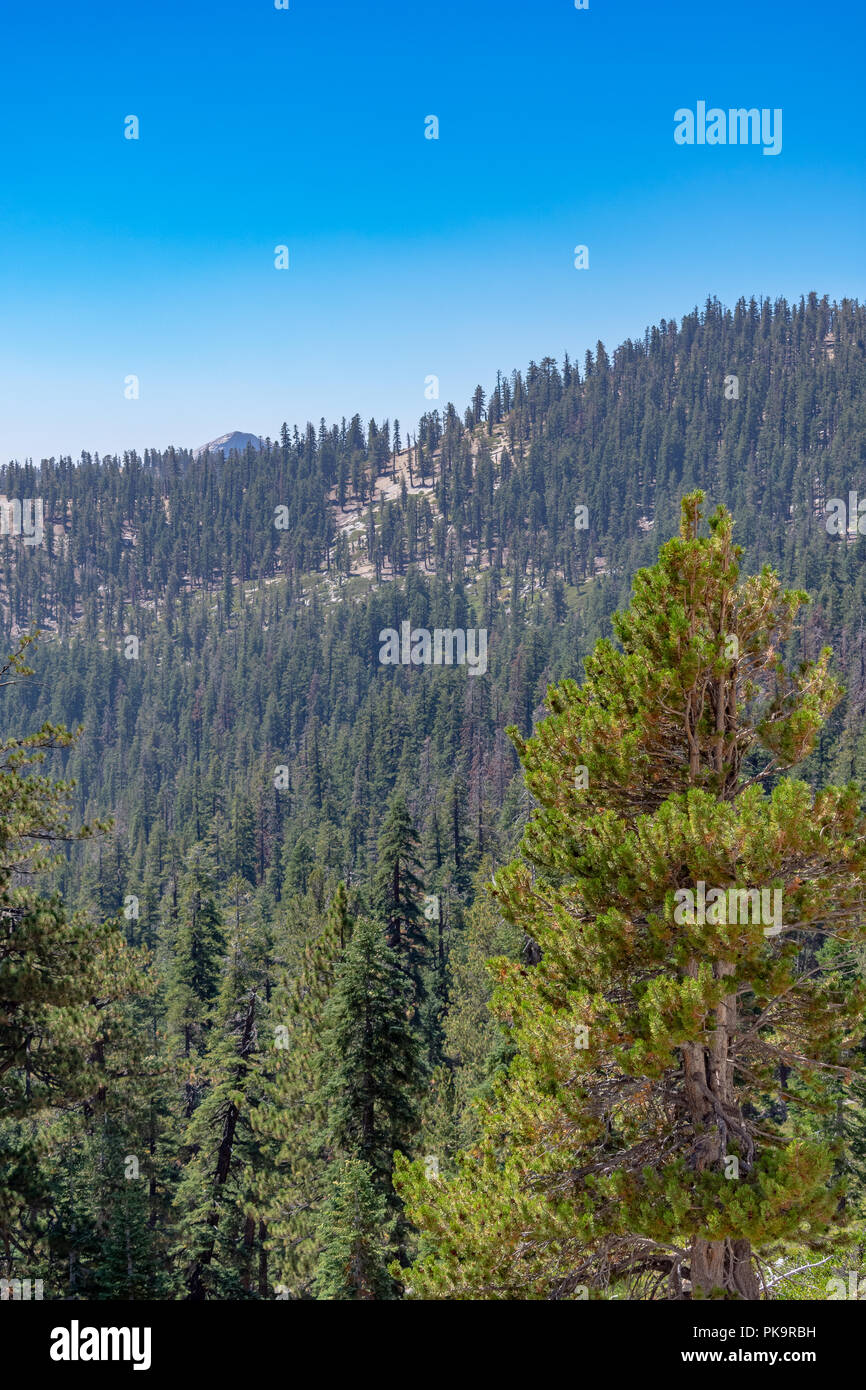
[1,0,863,463]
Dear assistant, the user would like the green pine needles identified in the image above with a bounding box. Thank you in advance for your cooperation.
[397,493,866,1300]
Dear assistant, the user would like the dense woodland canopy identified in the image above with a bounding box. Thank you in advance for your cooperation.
[2,291,866,1299]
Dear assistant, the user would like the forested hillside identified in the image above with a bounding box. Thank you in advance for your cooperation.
[2,292,866,1300]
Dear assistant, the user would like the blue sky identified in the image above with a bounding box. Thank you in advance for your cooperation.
[1,0,863,463]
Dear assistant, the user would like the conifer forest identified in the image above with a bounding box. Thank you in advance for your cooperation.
[2,0,865,1367]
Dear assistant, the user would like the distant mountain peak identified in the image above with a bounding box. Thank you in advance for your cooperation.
[193,431,263,460]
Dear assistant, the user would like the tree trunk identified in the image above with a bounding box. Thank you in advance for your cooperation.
[691,1237,760,1300]
[682,959,759,1299]
[185,992,257,1300]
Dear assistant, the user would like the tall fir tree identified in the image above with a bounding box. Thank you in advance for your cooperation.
[320,916,422,1210]
[373,792,427,998]
[165,848,225,1116]
[313,1157,396,1301]
[174,876,268,1299]
[250,884,348,1297]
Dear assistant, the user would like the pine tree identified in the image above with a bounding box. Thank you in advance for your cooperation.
[165,848,224,1115]
[320,917,422,1203]
[313,1158,396,1300]
[249,886,346,1297]
[372,791,427,1004]
[0,637,145,1286]
[419,1064,460,1179]
[442,881,522,1143]
[398,494,866,1300]
[174,877,268,1299]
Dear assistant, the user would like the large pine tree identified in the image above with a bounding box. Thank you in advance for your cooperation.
[397,494,866,1299]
